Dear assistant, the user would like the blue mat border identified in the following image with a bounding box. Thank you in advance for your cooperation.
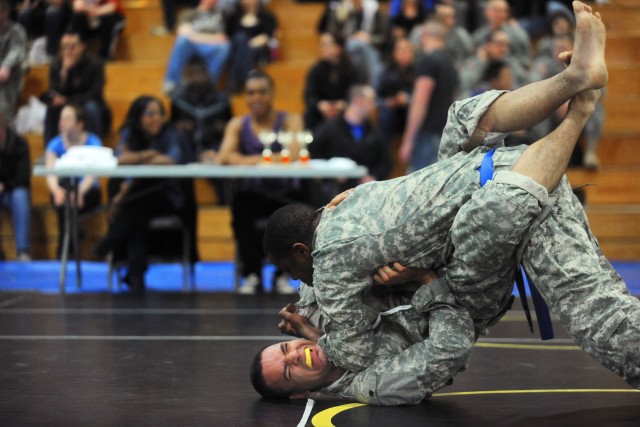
[0,260,638,295]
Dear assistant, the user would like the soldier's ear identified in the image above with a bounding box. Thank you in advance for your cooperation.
[291,243,310,260]
[289,391,310,400]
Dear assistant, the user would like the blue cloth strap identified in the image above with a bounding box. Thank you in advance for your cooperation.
[526,268,554,340]
[478,149,554,340]
[479,149,496,187]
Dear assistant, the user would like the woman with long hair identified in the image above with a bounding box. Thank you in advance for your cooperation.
[303,32,362,132]
[94,95,194,295]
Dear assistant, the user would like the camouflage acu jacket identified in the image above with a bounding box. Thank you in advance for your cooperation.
[313,90,527,372]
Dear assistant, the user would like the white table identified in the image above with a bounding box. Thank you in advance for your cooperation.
[33,162,369,292]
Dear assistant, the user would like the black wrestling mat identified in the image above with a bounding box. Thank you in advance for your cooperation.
[1,292,638,426]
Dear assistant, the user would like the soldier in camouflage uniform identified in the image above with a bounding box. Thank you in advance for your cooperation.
[256,277,475,405]
[253,2,640,404]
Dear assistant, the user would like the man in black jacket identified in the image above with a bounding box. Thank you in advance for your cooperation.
[43,29,111,143]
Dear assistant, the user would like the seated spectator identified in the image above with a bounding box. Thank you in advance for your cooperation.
[470,59,511,95]
[458,29,529,99]
[151,0,270,35]
[310,84,391,202]
[18,0,72,59]
[508,0,573,41]
[93,96,193,295]
[434,2,473,71]
[16,0,48,41]
[45,104,102,258]
[471,59,533,147]
[42,29,111,144]
[225,0,277,92]
[535,1,575,61]
[151,0,198,35]
[170,55,232,202]
[318,0,387,85]
[0,0,27,122]
[163,0,230,94]
[387,0,434,17]
[69,0,124,59]
[388,0,426,43]
[0,111,31,261]
[375,37,415,145]
[216,70,304,295]
[303,33,361,132]
[471,0,531,69]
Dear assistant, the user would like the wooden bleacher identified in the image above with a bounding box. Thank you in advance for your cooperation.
[2,0,639,262]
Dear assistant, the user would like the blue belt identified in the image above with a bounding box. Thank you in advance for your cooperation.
[478,149,554,340]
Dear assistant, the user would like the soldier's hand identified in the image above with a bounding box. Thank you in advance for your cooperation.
[326,188,354,209]
[278,304,322,342]
[373,262,408,285]
[373,262,438,287]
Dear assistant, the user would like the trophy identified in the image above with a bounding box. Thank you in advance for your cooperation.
[277,131,292,163]
[258,130,277,163]
[296,130,313,164]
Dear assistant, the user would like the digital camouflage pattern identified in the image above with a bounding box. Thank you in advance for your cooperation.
[298,281,476,406]
[312,89,640,390]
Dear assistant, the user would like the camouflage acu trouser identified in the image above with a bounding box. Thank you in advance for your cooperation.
[522,178,640,389]
[445,170,547,324]
[446,171,640,389]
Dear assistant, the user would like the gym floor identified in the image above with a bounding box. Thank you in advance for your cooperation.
[1,289,639,427]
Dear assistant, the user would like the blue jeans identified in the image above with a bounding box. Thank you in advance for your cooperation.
[0,187,31,253]
[165,36,230,86]
[409,130,441,173]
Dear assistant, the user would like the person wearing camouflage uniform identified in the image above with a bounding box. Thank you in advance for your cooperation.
[283,91,638,405]
[255,87,639,405]
[293,279,476,406]
[255,3,640,404]
[297,86,639,386]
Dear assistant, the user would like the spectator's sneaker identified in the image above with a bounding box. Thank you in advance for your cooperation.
[274,275,297,295]
[17,252,31,262]
[238,274,260,295]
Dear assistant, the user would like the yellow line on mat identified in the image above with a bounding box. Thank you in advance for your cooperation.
[434,389,640,397]
[311,389,639,426]
[475,342,580,350]
[311,403,366,427]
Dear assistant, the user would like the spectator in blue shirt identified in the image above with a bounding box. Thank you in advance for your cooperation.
[45,103,102,258]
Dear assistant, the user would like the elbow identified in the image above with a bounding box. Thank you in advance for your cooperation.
[438,334,475,367]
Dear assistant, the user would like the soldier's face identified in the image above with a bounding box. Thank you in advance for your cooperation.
[270,251,314,286]
[261,339,340,394]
